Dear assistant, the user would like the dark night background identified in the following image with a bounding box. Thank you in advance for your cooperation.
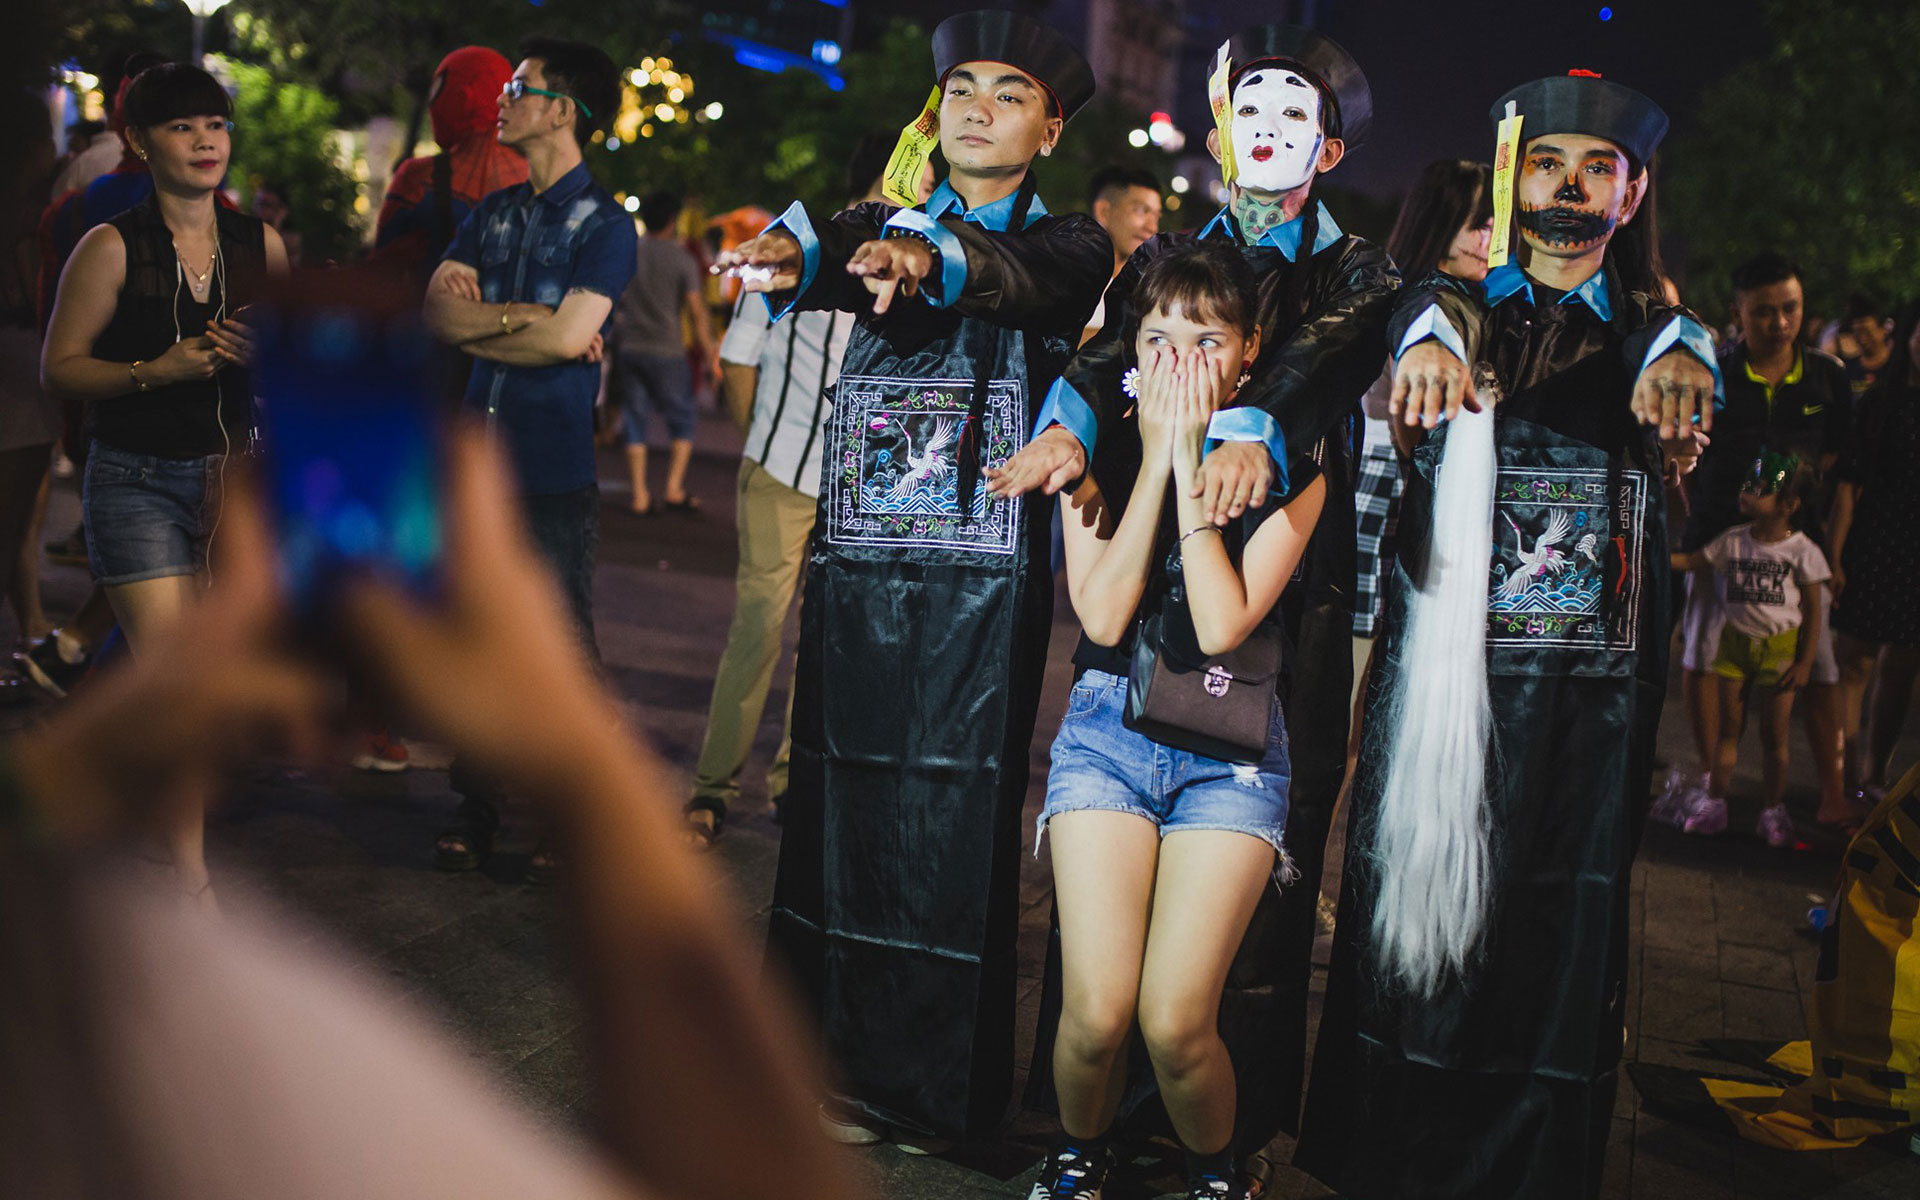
[1301,0,1770,198]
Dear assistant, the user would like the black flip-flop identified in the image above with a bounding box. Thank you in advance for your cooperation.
[663,496,703,515]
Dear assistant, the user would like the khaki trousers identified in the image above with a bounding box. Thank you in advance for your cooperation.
[690,458,816,812]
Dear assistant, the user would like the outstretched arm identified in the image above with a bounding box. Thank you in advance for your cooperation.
[987,238,1168,501]
[717,201,893,318]
[878,209,1112,330]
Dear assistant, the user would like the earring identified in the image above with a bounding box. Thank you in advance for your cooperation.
[1236,363,1252,391]
[1040,144,1053,157]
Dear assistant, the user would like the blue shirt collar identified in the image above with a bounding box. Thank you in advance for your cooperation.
[1483,262,1614,321]
[924,178,1050,231]
[529,160,594,209]
[1198,199,1343,262]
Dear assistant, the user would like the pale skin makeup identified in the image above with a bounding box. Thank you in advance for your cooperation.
[1390,132,1716,457]
[1049,297,1321,1153]
[712,61,1061,316]
[1228,68,1324,196]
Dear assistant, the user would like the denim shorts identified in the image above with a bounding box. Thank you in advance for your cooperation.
[613,350,696,444]
[1039,669,1292,862]
[82,440,222,586]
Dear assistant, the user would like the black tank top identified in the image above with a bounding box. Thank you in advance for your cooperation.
[91,195,266,459]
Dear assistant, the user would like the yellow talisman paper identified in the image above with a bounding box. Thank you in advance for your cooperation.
[882,85,943,208]
[1207,43,1236,189]
[1488,101,1524,269]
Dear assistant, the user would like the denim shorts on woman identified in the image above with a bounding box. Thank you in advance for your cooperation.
[1038,669,1293,862]
[83,440,223,586]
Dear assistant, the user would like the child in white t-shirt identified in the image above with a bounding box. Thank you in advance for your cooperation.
[1670,452,1829,846]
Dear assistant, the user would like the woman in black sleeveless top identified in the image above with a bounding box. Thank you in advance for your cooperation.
[41,62,288,907]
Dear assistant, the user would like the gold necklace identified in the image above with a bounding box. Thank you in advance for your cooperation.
[175,224,219,292]
[178,250,213,289]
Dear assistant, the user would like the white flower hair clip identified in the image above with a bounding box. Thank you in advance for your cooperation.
[1121,366,1141,400]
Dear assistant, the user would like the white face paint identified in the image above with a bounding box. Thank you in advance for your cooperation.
[1229,68,1324,193]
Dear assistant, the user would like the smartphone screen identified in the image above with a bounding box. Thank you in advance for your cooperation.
[254,275,442,619]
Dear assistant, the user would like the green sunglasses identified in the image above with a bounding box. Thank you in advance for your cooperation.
[501,78,593,120]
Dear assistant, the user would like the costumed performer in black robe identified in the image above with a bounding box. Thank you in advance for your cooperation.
[1295,71,1721,1199]
[715,10,1112,1145]
[995,25,1396,1158]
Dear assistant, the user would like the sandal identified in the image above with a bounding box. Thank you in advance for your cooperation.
[524,842,562,885]
[435,824,493,872]
[663,496,702,515]
[684,799,724,849]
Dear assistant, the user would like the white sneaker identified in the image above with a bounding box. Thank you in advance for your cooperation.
[1755,802,1796,848]
[1650,765,1704,827]
[1682,790,1729,836]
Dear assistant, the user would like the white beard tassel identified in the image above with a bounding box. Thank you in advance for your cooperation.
[1367,390,1498,998]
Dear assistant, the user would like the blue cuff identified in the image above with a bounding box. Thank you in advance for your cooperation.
[1395,303,1468,363]
[1641,315,1725,407]
[882,208,966,309]
[1203,408,1290,494]
[764,200,820,320]
[1032,377,1098,455]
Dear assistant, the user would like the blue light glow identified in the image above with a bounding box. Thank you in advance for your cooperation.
[733,47,787,74]
[1599,6,1612,19]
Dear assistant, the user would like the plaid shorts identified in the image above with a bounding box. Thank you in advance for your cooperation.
[1352,441,1403,637]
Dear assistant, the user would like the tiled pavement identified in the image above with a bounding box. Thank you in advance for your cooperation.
[30,414,1920,1197]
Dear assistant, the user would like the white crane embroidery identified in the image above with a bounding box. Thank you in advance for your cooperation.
[1494,509,1574,600]
[886,416,958,504]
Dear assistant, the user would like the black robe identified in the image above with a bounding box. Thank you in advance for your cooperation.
[1024,203,1398,1151]
[764,188,1111,1141]
[1297,269,1701,1198]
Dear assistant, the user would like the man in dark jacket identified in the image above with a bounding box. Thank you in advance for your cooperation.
[717,10,1111,1145]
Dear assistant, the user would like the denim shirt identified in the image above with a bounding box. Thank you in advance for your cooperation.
[445,162,638,495]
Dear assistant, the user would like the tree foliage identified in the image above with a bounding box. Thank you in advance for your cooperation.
[225,59,361,263]
[1662,0,1920,322]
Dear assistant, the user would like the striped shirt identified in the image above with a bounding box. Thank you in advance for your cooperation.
[720,294,850,498]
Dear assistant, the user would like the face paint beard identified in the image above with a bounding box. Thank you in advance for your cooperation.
[1229,69,1323,193]
[1516,203,1616,252]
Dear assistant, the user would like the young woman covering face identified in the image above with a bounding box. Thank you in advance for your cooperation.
[1030,241,1325,1200]
[40,62,291,910]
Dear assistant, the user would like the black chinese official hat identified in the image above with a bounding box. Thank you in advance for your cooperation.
[1491,71,1669,168]
[932,10,1096,120]
[1208,25,1372,149]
